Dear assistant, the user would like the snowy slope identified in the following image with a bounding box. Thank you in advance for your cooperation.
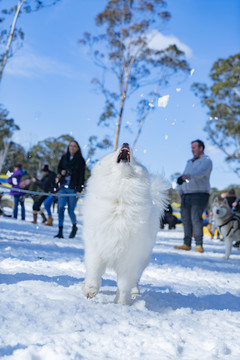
[0,202,240,360]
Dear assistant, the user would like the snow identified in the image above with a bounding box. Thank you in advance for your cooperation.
[157,94,170,108]
[0,201,240,360]
[190,69,195,77]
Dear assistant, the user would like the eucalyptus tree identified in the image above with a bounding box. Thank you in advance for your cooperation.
[1,141,27,173]
[79,0,190,151]
[0,0,60,82]
[27,134,74,175]
[192,53,240,177]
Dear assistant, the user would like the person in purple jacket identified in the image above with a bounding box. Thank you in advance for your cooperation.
[8,163,26,220]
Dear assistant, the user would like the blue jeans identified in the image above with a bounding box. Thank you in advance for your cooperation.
[181,193,209,246]
[44,196,55,216]
[13,195,25,220]
[57,187,78,227]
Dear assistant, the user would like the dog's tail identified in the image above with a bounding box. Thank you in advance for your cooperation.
[150,175,170,218]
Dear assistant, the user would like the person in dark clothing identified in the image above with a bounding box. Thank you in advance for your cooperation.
[225,188,236,209]
[232,193,240,248]
[160,204,180,230]
[31,165,56,224]
[232,195,240,214]
[54,140,86,239]
[43,176,60,226]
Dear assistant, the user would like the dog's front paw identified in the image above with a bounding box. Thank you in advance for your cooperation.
[131,286,140,299]
[223,255,230,260]
[114,291,132,305]
[114,297,132,305]
[83,284,98,299]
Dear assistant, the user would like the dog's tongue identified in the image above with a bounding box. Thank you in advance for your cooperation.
[117,143,130,163]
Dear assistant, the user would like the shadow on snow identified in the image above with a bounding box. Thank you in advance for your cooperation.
[141,288,240,313]
[0,272,84,287]
[150,249,240,275]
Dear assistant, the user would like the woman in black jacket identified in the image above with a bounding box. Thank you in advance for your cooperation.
[54,140,86,239]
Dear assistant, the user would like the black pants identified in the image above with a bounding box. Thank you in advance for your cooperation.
[33,196,47,212]
[181,193,209,246]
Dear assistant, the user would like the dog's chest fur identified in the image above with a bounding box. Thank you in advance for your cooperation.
[83,157,155,263]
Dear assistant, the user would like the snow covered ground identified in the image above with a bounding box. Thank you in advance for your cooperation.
[0,200,240,360]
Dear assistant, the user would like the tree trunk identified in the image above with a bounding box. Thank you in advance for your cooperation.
[114,62,133,150]
[0,0,25,82]
[114,95,125,151]
[0,142,10,173]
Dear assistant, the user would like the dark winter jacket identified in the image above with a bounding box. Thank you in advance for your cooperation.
[233,195,240,213]
[57,152,85,192]
[8,168,25,196]
[35,170,57,193]
[226,195,236,209]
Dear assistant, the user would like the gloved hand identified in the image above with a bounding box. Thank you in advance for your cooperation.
[177,176,185,185]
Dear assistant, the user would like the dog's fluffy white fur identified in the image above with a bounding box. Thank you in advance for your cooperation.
[82,144,169,305]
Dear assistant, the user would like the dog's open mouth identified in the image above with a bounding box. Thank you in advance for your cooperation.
[117,143,130,163]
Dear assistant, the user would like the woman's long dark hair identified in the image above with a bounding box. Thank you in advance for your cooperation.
[67,140,83,157]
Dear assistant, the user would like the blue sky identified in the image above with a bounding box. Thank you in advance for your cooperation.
[1,0,240,190]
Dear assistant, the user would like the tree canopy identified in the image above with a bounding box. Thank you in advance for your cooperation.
[26,134,75,175]
[79,0,190,151]
[0,0,61,82]
[0,105,19,143]
[192,53,240,177]
[1,141,27,173]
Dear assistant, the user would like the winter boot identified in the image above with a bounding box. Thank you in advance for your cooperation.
[69,224,78,238]
[54,226,64,238]
[40,211,47,223]
[174,244,191,251]
[45,215,53,226]
[31,212,38,224]
[195,245,204,253]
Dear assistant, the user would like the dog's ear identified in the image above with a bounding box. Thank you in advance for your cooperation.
[223,198,229,206]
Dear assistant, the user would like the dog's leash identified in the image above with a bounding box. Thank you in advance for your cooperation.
[0,183,84,197]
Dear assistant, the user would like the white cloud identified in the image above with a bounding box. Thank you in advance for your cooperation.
[148,30,192,58]
[5,45,75,78]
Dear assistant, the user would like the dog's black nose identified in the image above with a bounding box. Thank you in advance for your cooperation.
[216,209,220,214]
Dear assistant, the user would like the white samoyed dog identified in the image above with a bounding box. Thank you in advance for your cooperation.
[82,143,169,305]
